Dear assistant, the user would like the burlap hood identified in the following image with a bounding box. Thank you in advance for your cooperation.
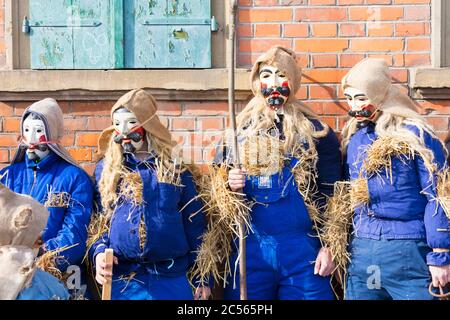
[341,58,419,116]
[12,98,81,169]
[97,89,176,157]
[0,183,49,300]
[250,46,302,101]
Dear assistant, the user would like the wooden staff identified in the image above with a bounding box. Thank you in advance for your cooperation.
[101,248,114,300]
[228,0,247,300]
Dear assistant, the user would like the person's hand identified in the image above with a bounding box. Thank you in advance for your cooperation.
[314,247,335,277]
[429,265,450,288]
[228,168,246,192]
[95,252,119,285]
[194,286,212,300]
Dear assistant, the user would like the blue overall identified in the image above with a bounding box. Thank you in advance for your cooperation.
[219,119,342,300]
[17,269,70,300]
[0,152,94,272]
[90,153,207,300]
[344,123,450,300]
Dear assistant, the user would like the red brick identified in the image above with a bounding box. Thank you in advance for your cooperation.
[61,133,75,147]
[418,101,450,115]
[406,38,430,51]
[254,0,278,5]
[351,39,404,52]
[394,0,430,3]
[310,0,336,4]
[302,69,349,84]
[349,7,403,21]
[157,101,182,116]
[319,116,337,130]
[368,54,393,66]
[0,102,13,117]
[366,0,391,3]
[339,23,365,37]
[71,101,113,116]
[255,24,281,37]
[171,118,196,131]
[339,54,365,67]
[311,24,337,37]
[81,163,95,176]
[0,149,8,163]
[183,102,229,116]
[68,148,93,162]
[338,0,364,4]
[368,23,394,37]
[404,53,430,66]
[238,25,253,37]
[284,24,309,37]
[310,85,338,100]
[76,133,100,147]
[391,69,408,83]
[312,55,338,68]
[3,118,21,132]
[239,9,293,23]
[295,39,349,53]
[393,54,405,67]
[296,8,347,21]
[0,135,18,147]
[197,118,225,131]
[86,117,111,131]
[404,6,430,21]
[64,118,87,131]
[322,102,350,115]
[396,22,429,36]
[240,39,291,53]
[238,0,252,5]
[295,86,308,99]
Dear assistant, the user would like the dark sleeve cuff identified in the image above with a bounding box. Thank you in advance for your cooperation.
[427,251,450,266]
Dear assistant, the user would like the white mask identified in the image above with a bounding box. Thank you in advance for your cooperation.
[344,87,378,124]
[113,109,145,154]
[22,117,49,161]
[259,64,291,111]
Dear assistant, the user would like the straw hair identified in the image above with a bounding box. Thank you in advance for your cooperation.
[189,164,253,288]
[436,169,450,219]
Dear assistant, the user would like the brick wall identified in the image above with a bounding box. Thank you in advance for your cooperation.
[1,0,449,175]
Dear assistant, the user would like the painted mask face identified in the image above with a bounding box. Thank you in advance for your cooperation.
[113,108,145,154]
[259,64,291,112]
[344,87,379,126]
[22,116,50,161]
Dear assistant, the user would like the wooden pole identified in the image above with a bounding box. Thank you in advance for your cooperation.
[228,0,247,301]
[101,248,114,300]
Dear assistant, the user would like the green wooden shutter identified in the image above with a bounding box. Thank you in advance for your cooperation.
[27,0,123,69]
[124,0,213,68]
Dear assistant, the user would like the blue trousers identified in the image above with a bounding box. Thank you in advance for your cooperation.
[111,271,193,300]
[345,237,435,300]
[224,234,334,300]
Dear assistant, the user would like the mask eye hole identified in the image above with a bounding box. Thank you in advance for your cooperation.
[37,129,43,133]
[278,73,286,78]
[129,121,137,125]
[24,128,29,132]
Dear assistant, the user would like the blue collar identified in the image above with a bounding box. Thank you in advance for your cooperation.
[25,151,59,170]
[123,152,156,166]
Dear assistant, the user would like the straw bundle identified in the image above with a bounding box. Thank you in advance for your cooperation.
[436,169,450,219]
[36,244,76,281]
[291,145,324,236]
[189,164,253,288]
[349,176,369,209]
[321,182,354,288]
[363,136,435,182]
[240,133,287,176]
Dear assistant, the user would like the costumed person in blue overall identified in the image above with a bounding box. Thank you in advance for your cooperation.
[193,46,342,300]
[330,58,450,300]
[0,183,69,300]
[0,98,94,298]
[88,89,210,300]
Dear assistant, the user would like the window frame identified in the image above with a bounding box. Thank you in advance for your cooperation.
[1,0,252,101]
